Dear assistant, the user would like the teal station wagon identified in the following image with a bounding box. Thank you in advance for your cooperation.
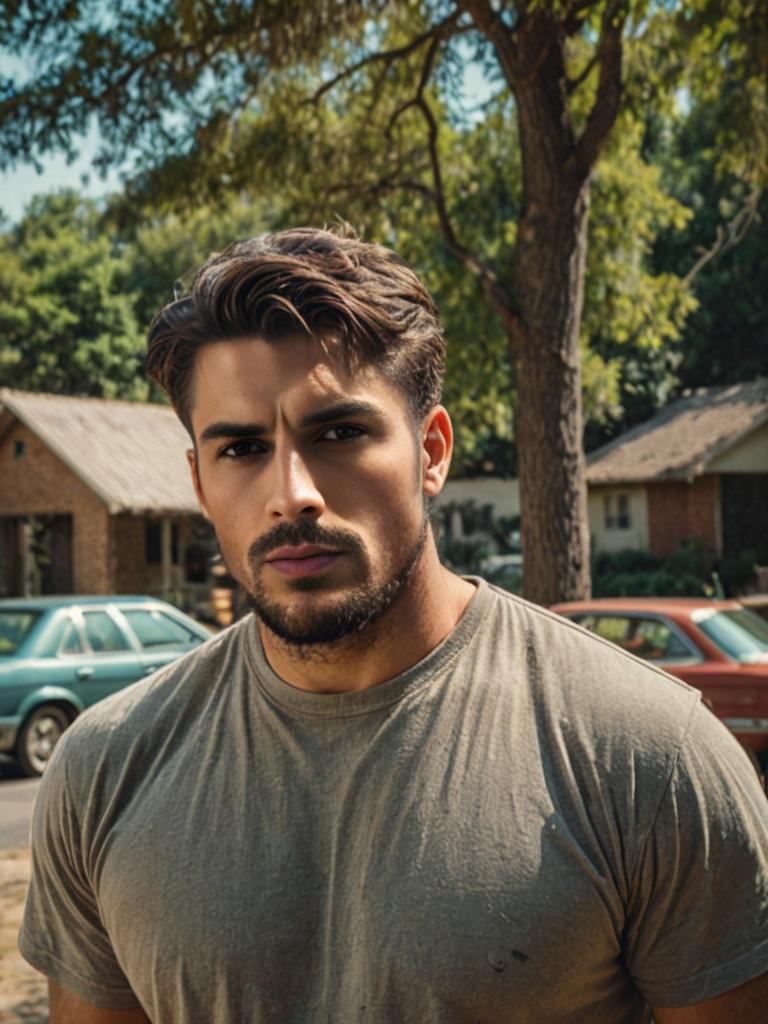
[0,596,213,776]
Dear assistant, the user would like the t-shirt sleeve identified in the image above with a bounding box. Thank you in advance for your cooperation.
[18,735,143,1010]
[624,699,768,1007]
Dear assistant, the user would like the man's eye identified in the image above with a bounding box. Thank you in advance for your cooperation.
[320,425,365,442]
[219,440,264,459]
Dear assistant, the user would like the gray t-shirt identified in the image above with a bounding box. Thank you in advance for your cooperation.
[19,580,768,1022]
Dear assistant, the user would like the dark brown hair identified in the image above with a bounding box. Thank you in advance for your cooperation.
[146,226,445,433]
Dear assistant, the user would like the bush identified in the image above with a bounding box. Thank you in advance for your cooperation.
[715,548,768,595]
[593,542,710,597]
[438,537,490,574]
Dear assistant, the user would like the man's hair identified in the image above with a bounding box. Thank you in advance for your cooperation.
[146,226,445,433]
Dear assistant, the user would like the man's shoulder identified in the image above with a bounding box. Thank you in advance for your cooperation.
[51,614,255,765]
[476,580,703,737]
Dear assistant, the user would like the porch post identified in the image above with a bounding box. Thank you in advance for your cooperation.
[161,518,173,601]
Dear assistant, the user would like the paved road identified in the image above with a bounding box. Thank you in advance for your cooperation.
[0,759,38,849]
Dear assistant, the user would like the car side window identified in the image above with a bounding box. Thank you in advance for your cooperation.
[633,618,676,660]
[121,609,200,650]
[60,621,85,655]
[591,615,633,645]
[82,611,131,653]
[663,630,692,660]
[590,615,691,662]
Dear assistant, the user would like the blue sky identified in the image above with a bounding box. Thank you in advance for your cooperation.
[0,123,126,223]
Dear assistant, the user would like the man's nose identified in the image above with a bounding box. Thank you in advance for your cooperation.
[266,448,325,520]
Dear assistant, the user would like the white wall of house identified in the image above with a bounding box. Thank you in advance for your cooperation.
[434,477,655,555]
[434,477,520,536]
[588,484,650,553]
[706,422,768,473]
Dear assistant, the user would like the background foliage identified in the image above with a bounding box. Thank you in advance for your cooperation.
[1,1,766,465]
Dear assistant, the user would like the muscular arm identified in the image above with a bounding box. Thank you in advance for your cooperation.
[652,970,768,1022]
[49,980,151,1024]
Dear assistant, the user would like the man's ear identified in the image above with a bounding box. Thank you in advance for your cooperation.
[421,405,453,497]
[186,448,211,521]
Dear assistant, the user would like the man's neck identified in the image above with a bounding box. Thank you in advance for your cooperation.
[258,554,476,693]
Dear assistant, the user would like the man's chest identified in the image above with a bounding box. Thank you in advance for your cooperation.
[89,731,643,1023]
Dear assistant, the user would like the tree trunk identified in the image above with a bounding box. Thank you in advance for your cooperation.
[511,35,593,605]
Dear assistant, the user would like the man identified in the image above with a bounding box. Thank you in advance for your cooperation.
[19,227,768,1023]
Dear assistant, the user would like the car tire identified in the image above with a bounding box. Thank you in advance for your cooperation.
[16,704,72,778]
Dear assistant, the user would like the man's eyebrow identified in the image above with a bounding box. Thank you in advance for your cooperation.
[198,421,269,444]
[299,400,386,429]
[197,402,385,444]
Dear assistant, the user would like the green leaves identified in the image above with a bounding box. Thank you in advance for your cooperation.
[1,0,765,469]
[0,191,146,399]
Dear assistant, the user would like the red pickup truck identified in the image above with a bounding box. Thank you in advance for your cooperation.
[551,597,768,774]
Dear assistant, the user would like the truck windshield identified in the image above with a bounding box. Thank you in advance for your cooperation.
[0,611,40,655]
[694,608,768,663]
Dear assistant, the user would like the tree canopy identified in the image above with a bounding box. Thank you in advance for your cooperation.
[1,1,765,601]
[0,191,145,398]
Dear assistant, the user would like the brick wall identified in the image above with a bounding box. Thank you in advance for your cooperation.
[0,422,111,592]
[111,513,196,594]
[647,475,722,558]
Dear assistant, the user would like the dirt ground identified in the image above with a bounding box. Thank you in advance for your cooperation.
[0,847,47,1023]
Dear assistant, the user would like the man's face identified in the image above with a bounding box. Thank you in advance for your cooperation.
[188,335,433,646]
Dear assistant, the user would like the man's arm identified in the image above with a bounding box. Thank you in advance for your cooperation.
[652,970,768,1022]
[49,980,151,1024]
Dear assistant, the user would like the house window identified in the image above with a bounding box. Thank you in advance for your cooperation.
[14,440,24,460]
[145,520,180,565]
[604,493,631,530]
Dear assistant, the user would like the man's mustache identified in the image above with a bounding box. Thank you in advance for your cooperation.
[248,519,365,563]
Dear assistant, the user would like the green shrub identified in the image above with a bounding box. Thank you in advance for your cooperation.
[715,548,768,595]
[593,542,710,597]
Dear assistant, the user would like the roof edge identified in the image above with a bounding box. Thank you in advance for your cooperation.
[699,406,768,471]
[0,394,118,510]
[0,391,201,516]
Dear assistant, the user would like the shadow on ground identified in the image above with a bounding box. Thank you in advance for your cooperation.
[0,758,25,783]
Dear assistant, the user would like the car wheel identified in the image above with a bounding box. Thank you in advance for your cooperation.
[16,704,71,778]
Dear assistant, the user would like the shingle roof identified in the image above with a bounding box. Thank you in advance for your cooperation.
[587,380,768,484]
[0,389,200,514]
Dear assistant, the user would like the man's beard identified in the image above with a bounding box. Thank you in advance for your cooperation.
[235,511,428,647]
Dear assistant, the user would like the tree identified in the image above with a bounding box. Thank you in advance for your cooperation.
[118,194,276,332]
[2,1,765,601]
[652,100,768,392]
[0,191,146,398]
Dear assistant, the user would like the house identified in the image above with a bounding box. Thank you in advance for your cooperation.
[434,381,768,566]
[586,380,768,558]
[432,477,520,541]
[0,389,212,603]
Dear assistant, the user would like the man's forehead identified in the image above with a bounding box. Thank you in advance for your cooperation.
[189,334,399,430]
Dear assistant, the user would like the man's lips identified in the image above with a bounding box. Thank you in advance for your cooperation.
[265,545,342,577]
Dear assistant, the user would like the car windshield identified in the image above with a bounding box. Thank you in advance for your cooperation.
[693,608,768,663]
[0,611,41,655]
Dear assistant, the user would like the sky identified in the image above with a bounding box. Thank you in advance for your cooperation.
[0,45,126,224]
[0,123,126,224]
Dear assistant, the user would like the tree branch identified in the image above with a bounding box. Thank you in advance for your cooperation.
[571,2,626,177]
[385,30,441,137]
[566,47,600,94]
[458,0,523,88]
[415,89,521,336]
[683,188,761,287]
[307,9,463,105]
